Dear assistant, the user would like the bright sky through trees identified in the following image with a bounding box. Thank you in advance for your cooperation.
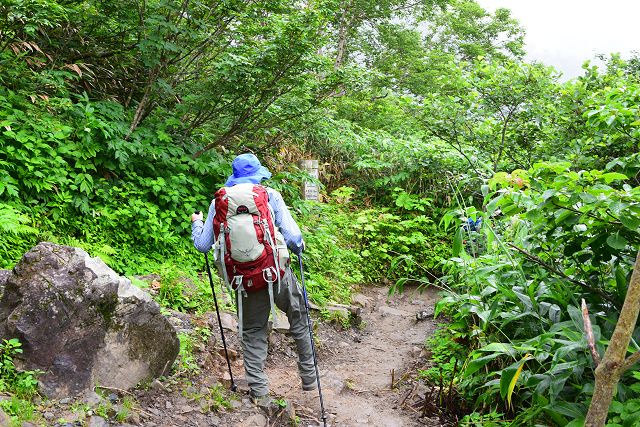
[477,0,640,79]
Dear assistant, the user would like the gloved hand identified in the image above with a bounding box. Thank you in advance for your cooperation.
[292,239,305,255]
[191,211,203,223]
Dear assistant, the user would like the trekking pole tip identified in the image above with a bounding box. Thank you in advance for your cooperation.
[230,383,237,392]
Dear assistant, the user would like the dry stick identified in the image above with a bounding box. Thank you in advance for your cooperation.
[422,390,430,417]
[94,385,135,397]
[399,383,418,408]
[437,367,444,407]
[392,371,412,389]
[447,359,459,407]
[405,405,421,415]
[390,368,395,389]
[582,298,602,367]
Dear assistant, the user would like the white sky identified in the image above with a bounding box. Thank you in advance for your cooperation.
[477,0,640,79]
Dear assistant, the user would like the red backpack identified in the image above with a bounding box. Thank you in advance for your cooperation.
[212,183,284,292]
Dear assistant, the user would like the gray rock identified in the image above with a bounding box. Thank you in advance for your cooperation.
[219,312,238,332]
[415,307,434,320]
[0,270,9,299]
[379,306,408,317]
[272,310,290,333]
[125,412,140,425]
[240,414,268,427]
[411,346,422,357]
[351,293,371,308]
[283,403,296,425]
[150,379,166,391]
[0,242,179,398]
[207,414,221,426]
[59,410,84,423]
[82,391,104,407]
[88,415,109,427]
[133,274,161,283]
[180,404,196,414]
[167,309,192,334]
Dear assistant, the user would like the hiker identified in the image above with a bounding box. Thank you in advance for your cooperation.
[190,153,317,409]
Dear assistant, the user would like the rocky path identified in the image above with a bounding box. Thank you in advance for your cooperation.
[264,285,441,427]
[44,285,442,427]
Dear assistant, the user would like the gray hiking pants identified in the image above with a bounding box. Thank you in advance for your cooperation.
[240,266,315,397]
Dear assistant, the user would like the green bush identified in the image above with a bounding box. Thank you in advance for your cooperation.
[435,161,640,425]
[0,339,41,425]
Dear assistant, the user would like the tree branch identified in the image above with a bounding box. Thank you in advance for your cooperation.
[622,351,640,373]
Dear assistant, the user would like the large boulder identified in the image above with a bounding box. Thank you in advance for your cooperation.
[0,242,179,398]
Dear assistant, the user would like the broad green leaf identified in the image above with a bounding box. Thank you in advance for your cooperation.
[610,400,624,414]
[602,172,628,184]
[616,268,629,301]
[499,354,532,407]
[452,227,463,257]
[620,215,640,232]
[607,232,628,250]
[547,401,587,419]
[479,342,517,356]
[463,353,501,377]
[564,418,585,427]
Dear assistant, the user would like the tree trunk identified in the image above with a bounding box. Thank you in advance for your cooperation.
[334,1,352,69]
[585,250,640,426]
[125,67,158,140]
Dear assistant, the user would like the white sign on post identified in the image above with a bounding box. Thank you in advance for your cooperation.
[300,160,319,201]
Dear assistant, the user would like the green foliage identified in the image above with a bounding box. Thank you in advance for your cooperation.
[0,204,37,268]
[0,339,39,399]
[4,0,640,424]
[182,382,233,412]
[175,333,200,377]
[296,200,363,305]
[298,187,449,304]
[419,327,468,384]
[154,266,214,314]
[433,159,640,424]
[0,396,38,426]
[0,339,40,425]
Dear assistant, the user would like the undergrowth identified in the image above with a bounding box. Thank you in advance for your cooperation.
[0,339,41,426]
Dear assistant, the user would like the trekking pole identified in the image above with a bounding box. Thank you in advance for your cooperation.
[203,250,237,392]
[297,254,328,427]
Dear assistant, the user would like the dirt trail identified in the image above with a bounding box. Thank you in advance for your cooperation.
[107,285,442,427]
[263,285,441,426]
